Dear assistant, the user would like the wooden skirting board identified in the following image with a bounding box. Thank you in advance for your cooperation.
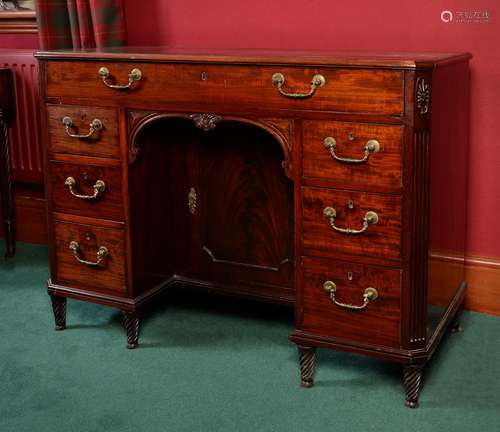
[429,251,500,317]
[464,256,500,316]
[0,184,47,245]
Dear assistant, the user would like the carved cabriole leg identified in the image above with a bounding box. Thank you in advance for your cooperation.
[50,296,67,331]
[298,346,317,388]
[403,364,424,408]
[123,312,139,349]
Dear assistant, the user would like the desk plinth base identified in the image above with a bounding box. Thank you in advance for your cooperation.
[47,275,294,349]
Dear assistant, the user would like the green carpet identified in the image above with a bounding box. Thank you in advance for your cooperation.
[1,242,499,432]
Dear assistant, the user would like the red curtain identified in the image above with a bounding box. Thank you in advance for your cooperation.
[35,0,127,50]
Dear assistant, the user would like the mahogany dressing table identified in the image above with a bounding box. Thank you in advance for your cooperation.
[36,48,470,408]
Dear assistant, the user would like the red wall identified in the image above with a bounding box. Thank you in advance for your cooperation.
[0,34,38,48]
[1,0,499,257]
[124,0,500,258]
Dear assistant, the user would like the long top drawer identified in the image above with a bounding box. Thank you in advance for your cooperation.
[45,61,404,116]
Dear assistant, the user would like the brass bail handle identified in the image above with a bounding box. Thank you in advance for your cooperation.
[98,66,143,90]
[62,116,102,139]
[64,177,106,200]
[323,206,379,235]
[69,241,109,267]
[271,72,326,99]
[323,280,378,311]
[324,137,380,164]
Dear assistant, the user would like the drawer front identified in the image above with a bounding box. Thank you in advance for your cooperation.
[303,121,403,189]
[302,187,402,261]
[52,219,126,294]
[301,256,401,348]
[47,105,119,159]
[46,61,404,115]
[48,161,123,221]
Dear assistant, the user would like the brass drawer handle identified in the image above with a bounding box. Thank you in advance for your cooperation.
[98,66,142,90]
[271,72,326,99]
[324,137,380,164]
[64,177,105,200]
[62,116,102,139]
[323,280,378,310]
[323,206,379,235]
[69,241,109,267]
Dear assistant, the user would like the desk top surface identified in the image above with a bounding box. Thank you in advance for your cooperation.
[35,47,471,69]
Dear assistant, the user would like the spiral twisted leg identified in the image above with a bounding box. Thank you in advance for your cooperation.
[403,365,423,408]
[298,346,317,388]
[123,312,140,349]
[0,117,15,258]
[50,296,67,331]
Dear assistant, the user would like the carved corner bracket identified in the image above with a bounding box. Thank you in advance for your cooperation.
[127,110,157,164]
[259,118,294,179]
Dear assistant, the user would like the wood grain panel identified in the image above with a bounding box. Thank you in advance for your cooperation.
[303,120,403,189]
[301,256,401,348]
[197,121,294,294]
[47,104,119,158]
[302,187,402,261]
[47,161,123,221]
[52,219,126,294]
[46,62,404,115]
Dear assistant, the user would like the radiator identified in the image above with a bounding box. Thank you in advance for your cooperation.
[1,49,43,184]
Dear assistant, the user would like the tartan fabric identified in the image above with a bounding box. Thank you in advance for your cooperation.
[36,0,126,50]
